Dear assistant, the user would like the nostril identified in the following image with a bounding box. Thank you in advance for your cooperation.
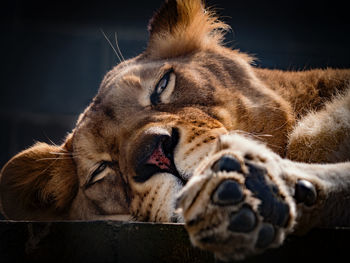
[163,128,179,157]
[146,143,172,170]
[134,134,170,167]
[133,128,180,183]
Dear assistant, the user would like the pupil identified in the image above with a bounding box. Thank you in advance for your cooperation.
[158,74,169,93]
[151,71,171,106]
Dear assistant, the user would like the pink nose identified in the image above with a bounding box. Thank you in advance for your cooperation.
[145,143,172,170]
[133,128,181,183]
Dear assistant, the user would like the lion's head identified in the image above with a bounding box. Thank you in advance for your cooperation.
[0,0,293,221]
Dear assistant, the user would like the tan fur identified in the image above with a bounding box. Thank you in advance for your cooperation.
[1,0,350,259]
[287,89,350,163]
[146,0,229,59]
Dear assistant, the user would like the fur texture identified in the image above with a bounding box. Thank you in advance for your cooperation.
[1,0,349,259]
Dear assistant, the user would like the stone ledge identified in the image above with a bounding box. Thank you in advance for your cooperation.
[0,221,348,263]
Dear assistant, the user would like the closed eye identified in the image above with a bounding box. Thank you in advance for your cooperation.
[150,69,174,106]
[86,161,110,187]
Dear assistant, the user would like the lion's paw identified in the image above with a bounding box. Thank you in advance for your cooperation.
[176,134,299,261]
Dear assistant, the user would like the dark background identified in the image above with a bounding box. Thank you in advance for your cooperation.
[1,0,350,168]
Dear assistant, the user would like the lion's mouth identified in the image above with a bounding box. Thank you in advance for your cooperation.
[133,128,186,185]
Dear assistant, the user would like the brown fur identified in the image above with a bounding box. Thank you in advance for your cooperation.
[0,135,77,220]
[0,1,349,258]
[255,68,350,119]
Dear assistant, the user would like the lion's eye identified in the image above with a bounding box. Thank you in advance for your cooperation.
[87,162,109,187]
[151,70,173,106]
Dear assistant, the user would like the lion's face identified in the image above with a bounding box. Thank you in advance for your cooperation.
[70,52,251,221]
[0,0,293,221]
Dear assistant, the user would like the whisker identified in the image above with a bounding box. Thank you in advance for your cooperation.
[48,148,83,158]
[36,158,60,177]
[100,28,123,63]
[36,157,73,161]
[253,134,273,137]
[114,32,125,62]
[39,135,59,148]
[270,121,288,132]
[232,130,282,149]
[49,152,73,156]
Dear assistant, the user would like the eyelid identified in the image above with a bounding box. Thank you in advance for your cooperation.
[86,161,109,187]
[156,68,173,85]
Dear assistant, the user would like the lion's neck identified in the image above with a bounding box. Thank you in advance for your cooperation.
[254,68,350,119]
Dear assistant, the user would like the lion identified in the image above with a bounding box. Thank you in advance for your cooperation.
[1,0,350,261]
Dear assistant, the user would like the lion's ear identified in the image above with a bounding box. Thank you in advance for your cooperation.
[0,135,78,220]
[145,0,229,59]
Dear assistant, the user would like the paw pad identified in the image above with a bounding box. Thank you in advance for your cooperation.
[212,155,242,173]
[180,152,295,260]
[212,180,244,205]
[256,223,275,248]
[209,156,291,249]
[245,162,290,227]
[228,207,257,233]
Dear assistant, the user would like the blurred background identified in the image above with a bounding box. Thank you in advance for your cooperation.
[1,0,350,168]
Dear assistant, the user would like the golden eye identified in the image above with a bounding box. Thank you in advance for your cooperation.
[151,69,173,106]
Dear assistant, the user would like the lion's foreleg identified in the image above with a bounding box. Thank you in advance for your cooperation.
[280,160,350,231]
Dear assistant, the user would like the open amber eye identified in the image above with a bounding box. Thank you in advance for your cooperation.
[150,70,173,106]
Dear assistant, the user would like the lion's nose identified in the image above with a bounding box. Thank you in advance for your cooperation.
[133,128,180,183]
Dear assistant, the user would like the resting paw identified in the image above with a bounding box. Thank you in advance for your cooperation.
[176,134,301,261]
